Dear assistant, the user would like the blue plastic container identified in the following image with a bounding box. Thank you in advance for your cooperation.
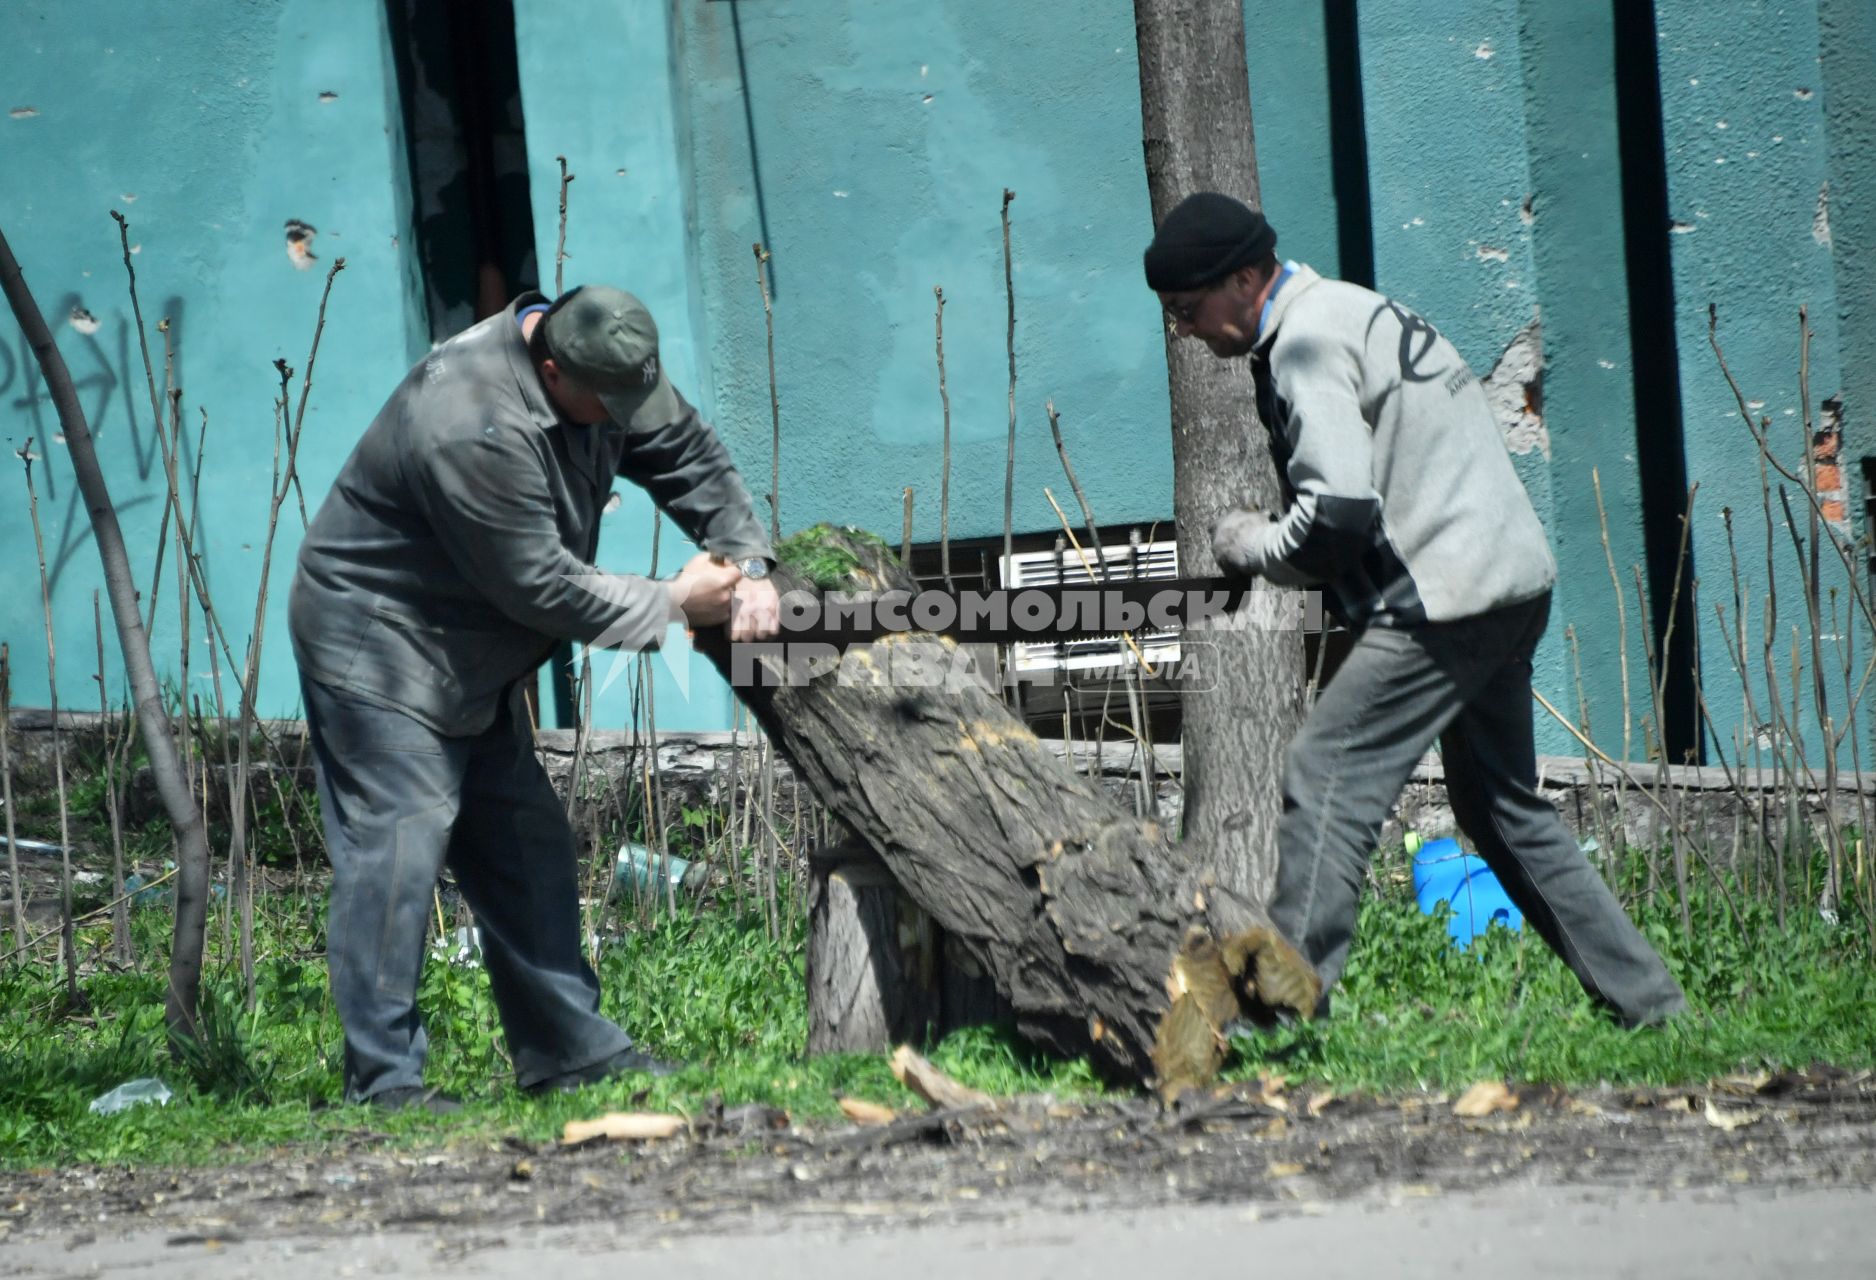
[1410,837,1523,947]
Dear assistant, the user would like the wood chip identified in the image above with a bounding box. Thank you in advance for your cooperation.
[559,1112,687,1146]
[890,1045,992,1110]
[1714,1071,1772,1095]
[1452,1080,1519,1118]
[1305,1090,1337,1118]
[1266,1161,1306,1178]
[1702,1099,1762,1132]
[837,1097,897,1127]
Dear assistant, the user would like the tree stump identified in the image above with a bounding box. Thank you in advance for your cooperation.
[695,527,1319,1098]
[804,838,1010,1055]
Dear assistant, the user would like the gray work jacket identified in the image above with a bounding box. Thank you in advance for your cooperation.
[289,295,771,736]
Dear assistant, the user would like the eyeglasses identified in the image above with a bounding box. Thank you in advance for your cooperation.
[1161,287,1215,326]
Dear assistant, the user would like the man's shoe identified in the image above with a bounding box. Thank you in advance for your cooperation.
[526,1047,682,1095]
[366,1086,464,1115]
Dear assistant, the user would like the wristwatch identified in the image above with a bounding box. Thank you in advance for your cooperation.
[737,556,771,580]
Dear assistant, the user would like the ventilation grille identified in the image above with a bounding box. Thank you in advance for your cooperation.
[1000,540,1182,673]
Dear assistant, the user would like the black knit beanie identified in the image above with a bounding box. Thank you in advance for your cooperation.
[1143,192,1278,292]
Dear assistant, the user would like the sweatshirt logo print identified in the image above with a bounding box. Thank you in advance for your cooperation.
[1366,300,1448,384]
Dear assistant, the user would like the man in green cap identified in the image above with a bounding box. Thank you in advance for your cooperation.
[289,285,778,1111]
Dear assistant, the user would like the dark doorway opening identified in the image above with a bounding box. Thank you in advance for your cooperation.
[385,0,581,727]
[1613,0,1701,764]
[385,0,541,338]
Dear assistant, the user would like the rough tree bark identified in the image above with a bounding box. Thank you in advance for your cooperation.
[1133,0,1304,898]
[695,534,1319,1099]
[0,225,216,1049]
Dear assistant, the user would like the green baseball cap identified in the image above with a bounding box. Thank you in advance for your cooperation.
[540,285,681,430]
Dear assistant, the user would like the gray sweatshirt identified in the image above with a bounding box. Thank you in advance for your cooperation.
[1221,264,1555,627]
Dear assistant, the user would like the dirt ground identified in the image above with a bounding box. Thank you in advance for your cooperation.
[5,1068,1873,1275]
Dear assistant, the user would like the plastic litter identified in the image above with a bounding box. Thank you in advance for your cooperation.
[615,843,707,898]
[88,1077,173,1116]
[1410,836,1523,947]
[122,863,223,909]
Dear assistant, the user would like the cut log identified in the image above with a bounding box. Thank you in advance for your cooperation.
[696,527,1320,1098]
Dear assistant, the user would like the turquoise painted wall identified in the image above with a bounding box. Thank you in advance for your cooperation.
[1820,0,1876,511]
[1654,0,1852,766]
[512,0,731,731]
[516,0,1348,730]
[677,0,1166,548]
[1,0,425,720]
[7,0,1870,762]
[1241,1,1350,284]
[674,0,1346,551]
[1513,0,1658,758]
[1354,0,1575,749]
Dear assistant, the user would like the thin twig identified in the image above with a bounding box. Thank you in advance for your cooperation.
[21,452,79,1003]
[1590,469,1633,765]
[0,647,23,949]
[1632,565,1684,925]
[1041,489,1153,671]
[1045,399,1109,578]
[1000,189,1018,602]
[901,487,915,568]
[229,260,344,1005]
[94,591,131,964]
[935,285,953,591]
[755,243,781,542]
[1711,305,1876,635]
[554,155,575,296]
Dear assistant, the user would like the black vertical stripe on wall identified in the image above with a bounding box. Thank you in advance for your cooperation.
[1612,0,1701,764]
[1322,0,1375,288]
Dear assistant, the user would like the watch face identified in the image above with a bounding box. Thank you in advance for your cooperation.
[739,557,770,580]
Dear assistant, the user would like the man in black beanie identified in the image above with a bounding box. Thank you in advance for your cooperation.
[1143,192,1684,1029]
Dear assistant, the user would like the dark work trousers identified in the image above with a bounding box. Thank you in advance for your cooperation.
[303,677,631,1100]
[1267,593,1686,1028]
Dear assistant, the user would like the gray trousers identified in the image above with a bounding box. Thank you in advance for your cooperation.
[1268,594,1686,1028]
[303,677,631,1100]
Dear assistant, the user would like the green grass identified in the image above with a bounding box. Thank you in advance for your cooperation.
[0,889,1096,1168]
[1229,852,1876,1090]
[1,847,1870,1168]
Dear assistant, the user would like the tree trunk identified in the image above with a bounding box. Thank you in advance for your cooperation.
[695,533,1319,1098]
[1132,0,1304,898]
[0,225,216,1049]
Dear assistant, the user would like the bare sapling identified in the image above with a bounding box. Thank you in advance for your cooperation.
[223,262,344,1006]
[20,449,81,1006]
[94,592,132,964]
[2,218,221,1049]
[554,155,575,295]
[935,285,954,590]
[1000,189,1018,597]
[901,486,915,568]
[1,647,24,950]
[755,242,781,542]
